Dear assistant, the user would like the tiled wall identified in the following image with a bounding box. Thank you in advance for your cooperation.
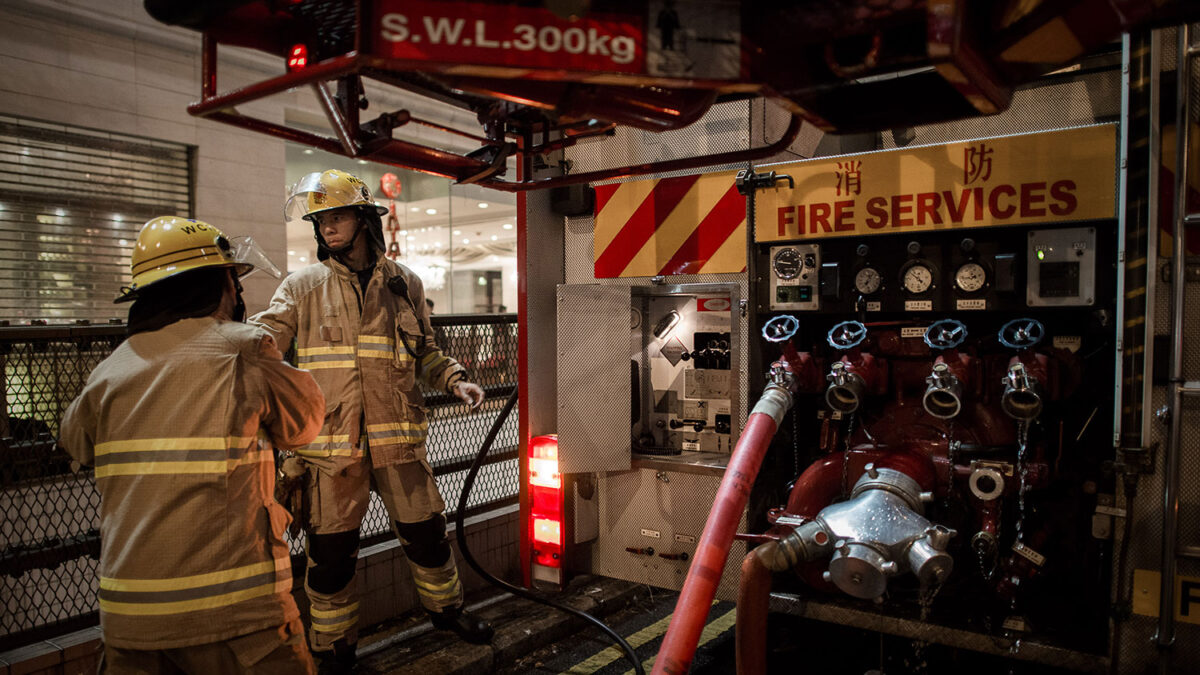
[0,506,522,674]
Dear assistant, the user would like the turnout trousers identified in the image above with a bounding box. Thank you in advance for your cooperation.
[299,453,464,650]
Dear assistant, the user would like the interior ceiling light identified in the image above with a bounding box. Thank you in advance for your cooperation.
[502,223,513,230]
[425,208,437,215]
[478,202,488,208]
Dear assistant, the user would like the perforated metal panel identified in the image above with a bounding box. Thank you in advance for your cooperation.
[556,284,631,473]
[592,468,746,600]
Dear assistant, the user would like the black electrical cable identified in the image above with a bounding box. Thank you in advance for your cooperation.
[1109,474,1138,675]
[454,386,645,675]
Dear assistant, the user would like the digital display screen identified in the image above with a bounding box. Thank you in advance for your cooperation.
[776,285,813,303]
[1039,261,1080,298]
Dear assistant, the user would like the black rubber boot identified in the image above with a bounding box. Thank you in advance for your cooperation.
[315,638,357,675]
[428,605,495,644]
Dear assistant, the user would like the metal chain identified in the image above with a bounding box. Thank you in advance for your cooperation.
[1015,421,1030,543]
[793,407,801,480]
[841,413,856,498]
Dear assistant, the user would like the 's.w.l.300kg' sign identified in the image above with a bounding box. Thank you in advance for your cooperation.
[372,0,643,72]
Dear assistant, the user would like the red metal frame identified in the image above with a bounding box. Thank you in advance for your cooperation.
[188,36,805,191]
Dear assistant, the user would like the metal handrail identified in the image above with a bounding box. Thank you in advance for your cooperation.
[1157,22,1193,653]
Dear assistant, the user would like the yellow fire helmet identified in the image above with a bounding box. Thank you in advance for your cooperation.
[284,169,389,225]
[115,216,281,303]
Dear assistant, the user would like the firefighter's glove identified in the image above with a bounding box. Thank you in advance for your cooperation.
[453,381,485,410]
[275,454,309,536]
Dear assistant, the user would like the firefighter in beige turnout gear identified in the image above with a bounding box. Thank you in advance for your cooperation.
[59,217,324,674]
[252,170,493,672]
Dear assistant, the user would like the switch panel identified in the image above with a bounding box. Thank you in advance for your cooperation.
[770,244,821,311]
[1026,227,1096,307]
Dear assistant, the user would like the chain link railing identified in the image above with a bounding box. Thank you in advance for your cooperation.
[0,314,519,651]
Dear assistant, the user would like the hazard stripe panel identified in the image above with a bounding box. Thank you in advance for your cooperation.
[594,171,744,278]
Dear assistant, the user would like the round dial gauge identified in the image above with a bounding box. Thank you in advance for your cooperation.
[854,267,882,295]
[955,262,987,293]
[902,264,934,294]
[773,248,802,280]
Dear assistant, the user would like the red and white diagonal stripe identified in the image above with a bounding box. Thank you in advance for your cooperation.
[593,171,746,278]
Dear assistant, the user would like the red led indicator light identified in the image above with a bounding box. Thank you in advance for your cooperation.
[287,44,308,71]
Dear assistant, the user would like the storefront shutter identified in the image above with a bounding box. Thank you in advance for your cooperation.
[0,115,192,322]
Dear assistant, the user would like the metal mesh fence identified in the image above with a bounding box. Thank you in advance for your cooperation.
[0,314,519,650]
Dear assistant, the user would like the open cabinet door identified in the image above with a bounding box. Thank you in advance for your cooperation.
[556,284,631,473]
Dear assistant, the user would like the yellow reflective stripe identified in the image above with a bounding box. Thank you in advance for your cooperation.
[296,346,355,356]
[357,335,393,345]
[371,435,424,445]
[312,617,359,633]
[92,436,268,478]
[229,447,272,469]
[420,352,450,369]
[413,574,459,595]
[366,421,428,445]
[296,434,354,458]
[366,422,425,432]
[416,584,460,600]
[307,434,351,444]
[357,349,400,359]
[101,560,276,593]
[295,447,354,457]
[96,462,229,478]
[95,437,228,455]
[298,360,356,369]
[311,602,359,620]
[99,580,284,616]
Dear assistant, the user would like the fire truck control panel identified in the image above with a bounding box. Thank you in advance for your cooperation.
[747,216,1117,656]
[632,286,739,456]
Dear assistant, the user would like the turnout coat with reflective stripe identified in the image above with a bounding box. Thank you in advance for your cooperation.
[58,318,325,650]
[251,256,464,468]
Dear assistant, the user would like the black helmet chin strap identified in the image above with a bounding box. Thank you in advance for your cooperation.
[314,208,367,262]
[328,221,366,265]
[232,273,246,322]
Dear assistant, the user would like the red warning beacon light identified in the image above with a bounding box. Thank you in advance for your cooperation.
[286,43,307,71]
[528,434,564,586]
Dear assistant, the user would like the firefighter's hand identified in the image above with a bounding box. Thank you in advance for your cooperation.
[453,381,485,409]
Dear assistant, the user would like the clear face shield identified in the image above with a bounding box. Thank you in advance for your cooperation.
[284,172,328,226]
[227,235,283,280]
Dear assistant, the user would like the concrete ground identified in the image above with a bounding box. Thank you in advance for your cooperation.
[355,575,736,675]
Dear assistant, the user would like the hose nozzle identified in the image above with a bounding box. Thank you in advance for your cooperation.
[923,363,963,419]
[825,361,865,414]
[1001,362,1042,420]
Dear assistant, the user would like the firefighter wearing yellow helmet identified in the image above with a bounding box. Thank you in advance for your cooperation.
[60,217,323,673]
[255,171,491,672]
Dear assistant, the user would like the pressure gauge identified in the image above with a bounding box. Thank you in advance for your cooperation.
[901,263,934,295]
[955,262,987,293]
[773,247,802,280]
[854,267,882,295]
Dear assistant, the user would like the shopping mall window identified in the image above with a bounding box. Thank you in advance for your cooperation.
[285,144,517,314]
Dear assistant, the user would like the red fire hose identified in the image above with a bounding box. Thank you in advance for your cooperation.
[736,550,772,675]
[652,384,793,675]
